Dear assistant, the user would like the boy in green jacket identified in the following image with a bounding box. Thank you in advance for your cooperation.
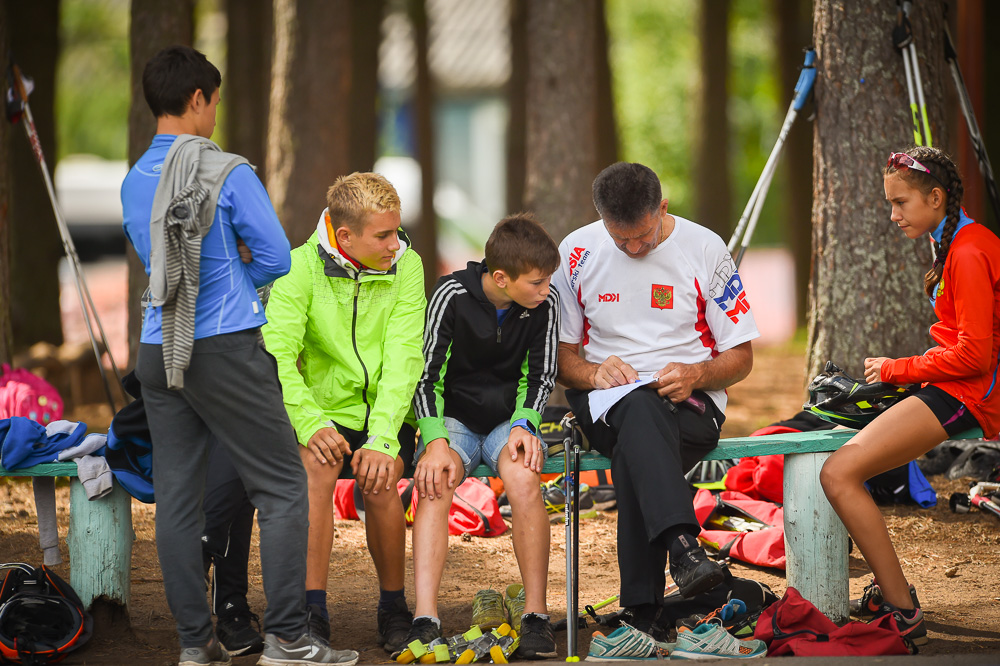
[262,172,426,653]
[404,215,560,659]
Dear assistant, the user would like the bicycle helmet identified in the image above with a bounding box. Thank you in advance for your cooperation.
[804,361,913,428]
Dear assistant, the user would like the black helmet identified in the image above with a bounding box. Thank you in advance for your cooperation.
[804,362,912,428]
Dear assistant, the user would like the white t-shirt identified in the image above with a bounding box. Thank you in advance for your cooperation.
[553,215,760,413]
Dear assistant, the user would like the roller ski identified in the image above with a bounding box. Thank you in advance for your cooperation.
[396,626,486,664]
[456,623,518,664]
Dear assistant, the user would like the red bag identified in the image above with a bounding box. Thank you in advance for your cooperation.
[724,455,784,503]
[0,364,63,425]
[754,587,912,656]
[694,488,785,569]
[412,478,508,538]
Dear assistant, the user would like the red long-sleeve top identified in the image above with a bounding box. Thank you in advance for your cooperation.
[881,222,1000,438]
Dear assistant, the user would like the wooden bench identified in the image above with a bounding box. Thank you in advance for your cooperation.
[0,462,133,613]
[470,425,985,638]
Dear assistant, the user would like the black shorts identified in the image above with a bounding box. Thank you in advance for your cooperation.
[334,421,417,476]
[913,385,981,437]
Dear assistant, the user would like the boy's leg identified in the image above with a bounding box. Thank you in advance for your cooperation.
[299,444,345,593]
[411,420,477,619]
[492,425,548,615]
[164,332,310,642]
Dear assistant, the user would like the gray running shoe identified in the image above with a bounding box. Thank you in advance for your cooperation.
[257,633,359,666]
[179,639,231,666]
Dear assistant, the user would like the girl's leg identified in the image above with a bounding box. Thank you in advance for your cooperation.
[820,396,946,610]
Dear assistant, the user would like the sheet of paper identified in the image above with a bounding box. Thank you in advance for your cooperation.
[588,375,658,423]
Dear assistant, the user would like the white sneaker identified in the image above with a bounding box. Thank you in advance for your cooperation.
[670,623,767,660]
[257,633,359,666]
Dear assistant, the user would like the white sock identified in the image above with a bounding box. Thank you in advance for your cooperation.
[414,615,441,629]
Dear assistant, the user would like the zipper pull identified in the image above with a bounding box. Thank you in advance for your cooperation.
[497,326,501,343]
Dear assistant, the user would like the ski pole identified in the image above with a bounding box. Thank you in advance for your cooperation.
[728,49,816,267]
[943,16,1000,223]
[6,63,125,411]
[894,1,932,146]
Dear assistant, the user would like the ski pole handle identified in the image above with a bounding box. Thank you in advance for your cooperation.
[792,49,816,111]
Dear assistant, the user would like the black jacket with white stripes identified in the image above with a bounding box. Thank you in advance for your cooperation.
[413,260,559,441]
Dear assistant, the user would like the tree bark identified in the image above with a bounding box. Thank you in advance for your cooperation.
[524,0,599,241]
[7,0,62,352]
[807,0,950,382]
[126,1,194,368]
[775,0,813,328]
[593,0,618,174]
[505,0,527,214]
[225,0,272,178]
[0,3,12,364]
[349,0,383,173]
[695,0,731,237]
[267,0,351,246]
[410,0,437,289]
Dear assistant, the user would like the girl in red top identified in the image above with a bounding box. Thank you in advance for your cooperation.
[821,146,1000,647]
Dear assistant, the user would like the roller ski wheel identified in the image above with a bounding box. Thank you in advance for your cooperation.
[456,624,512,664]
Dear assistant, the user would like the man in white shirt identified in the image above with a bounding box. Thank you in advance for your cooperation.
[553,162,759,639]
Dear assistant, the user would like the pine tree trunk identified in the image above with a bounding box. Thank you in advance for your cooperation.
[267,0,351,246]
[807,0,949,383]
[524,0,599,241]
[0,3,12,364]
[695,0,731,237]
[126,0,194,368]
[349,0,382,173]
[505,0,527,214]
[225,0,272,178]
[775,0,813,328]
[593,0,618,173]
[7,0,62,352]
[410,0,437,289]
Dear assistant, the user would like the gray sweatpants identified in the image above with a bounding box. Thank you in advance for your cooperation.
[136,330,308,647]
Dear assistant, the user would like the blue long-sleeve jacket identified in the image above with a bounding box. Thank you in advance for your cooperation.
[121,134,291,343]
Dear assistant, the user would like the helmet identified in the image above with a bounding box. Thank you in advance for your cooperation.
[804,361,912,428]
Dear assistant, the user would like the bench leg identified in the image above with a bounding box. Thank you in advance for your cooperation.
[68,478,134,613]
[783,451,849,622]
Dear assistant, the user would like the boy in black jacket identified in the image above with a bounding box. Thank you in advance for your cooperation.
[407,215,560,659]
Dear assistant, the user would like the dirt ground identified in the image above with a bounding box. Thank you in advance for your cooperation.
[2,344,999,664]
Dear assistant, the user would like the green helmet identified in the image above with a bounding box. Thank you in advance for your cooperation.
[804,362,913,428]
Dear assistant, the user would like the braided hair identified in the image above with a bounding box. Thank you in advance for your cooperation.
[884,146,964,297]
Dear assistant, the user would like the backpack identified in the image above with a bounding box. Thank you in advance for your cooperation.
[410,478,508,537]
[0,563,93,665]
[0,366,63,426]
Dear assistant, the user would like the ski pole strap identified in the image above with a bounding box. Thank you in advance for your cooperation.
[792,49,816,111]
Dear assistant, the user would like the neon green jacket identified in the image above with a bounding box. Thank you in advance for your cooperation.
[262,224,425,458]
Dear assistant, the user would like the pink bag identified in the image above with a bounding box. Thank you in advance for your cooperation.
[0,364,63,425]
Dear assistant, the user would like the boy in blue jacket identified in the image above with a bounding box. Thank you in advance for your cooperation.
[406,215,560,659]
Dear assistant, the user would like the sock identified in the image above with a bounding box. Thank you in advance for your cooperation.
[523,612,550,621]
[306,590,328,619]
[379,588,406,612]
[414,615,441,629]
[668,532,701,566]
[896,606,918,620]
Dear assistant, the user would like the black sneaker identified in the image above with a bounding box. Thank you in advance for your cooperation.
[216,601,263,656]
[850,579,920,620]
[390,617,442,659]
[870,601,927,646]
[376,596,414,653]
[306,603,331,645]
[669,546,725,599]
[517,613,557,659]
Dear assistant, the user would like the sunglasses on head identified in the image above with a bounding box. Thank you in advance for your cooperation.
[887,152,950,192]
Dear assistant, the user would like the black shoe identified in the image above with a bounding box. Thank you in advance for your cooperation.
[391,617,442,659]
[619,605,670,643]
[669,546,725,598]
[306,603,331,645]
[517,613,557,659]
[850,579,920,620]
[216,600,264,656]
[377,596,414,653]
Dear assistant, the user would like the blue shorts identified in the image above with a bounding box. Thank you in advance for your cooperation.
[414,417,547,478]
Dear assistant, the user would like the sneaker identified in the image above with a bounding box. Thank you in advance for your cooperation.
[870,601,928,646]
[258,633,359,665]
[618,605,670,643]
[306,604,330,645]
[670,622,767,660]
[850,579,920,620]
[669,546,725,599]
[517,612,557,659]
[471,588,506,631]
[502,584,525,632]
[179,639,231,666]
[377,596,414,653]
[391,616,442,661]
[585,624,671,661]
[216,601,264,656]
[542,476,598,523]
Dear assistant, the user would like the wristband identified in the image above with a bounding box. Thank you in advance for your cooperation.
[511,418,536,436]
